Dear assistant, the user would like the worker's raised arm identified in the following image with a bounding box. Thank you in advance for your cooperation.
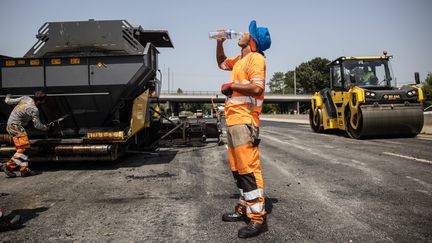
[4,94,23,105]
[216,38,227,67]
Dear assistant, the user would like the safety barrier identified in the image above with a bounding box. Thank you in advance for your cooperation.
[421,113,432,135]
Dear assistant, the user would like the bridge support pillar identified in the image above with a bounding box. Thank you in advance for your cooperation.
[165,101,179,117]
[165,101,172,116]
[279,103,289,114]
[172,102,179,116]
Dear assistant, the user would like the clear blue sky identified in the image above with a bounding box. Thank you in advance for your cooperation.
[1,0,431,92]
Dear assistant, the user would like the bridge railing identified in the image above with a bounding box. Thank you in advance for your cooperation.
[160,91,313,96]
[160,91,220,96]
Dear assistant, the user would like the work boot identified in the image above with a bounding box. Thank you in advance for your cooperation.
[222,206,247,222]
[238,220,268,238]
[1,164,16,178]
[20,168,37,177]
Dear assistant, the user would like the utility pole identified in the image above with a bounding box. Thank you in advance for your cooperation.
[168,67,170,93]
[281,73,285,95]
[294,68,296,96]
[294,67,300,115]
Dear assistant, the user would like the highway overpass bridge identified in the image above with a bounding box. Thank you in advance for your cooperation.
[155,91,312,115]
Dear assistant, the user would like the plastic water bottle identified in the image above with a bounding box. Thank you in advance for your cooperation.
[209,29,243,40]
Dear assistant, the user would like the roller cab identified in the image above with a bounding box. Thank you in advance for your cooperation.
[310,54,424,138]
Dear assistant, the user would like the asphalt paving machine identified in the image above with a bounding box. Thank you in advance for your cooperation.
[0,20,220,161]
[309,53,424,138]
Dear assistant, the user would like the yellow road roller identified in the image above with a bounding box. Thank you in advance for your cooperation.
[309,53,424,138]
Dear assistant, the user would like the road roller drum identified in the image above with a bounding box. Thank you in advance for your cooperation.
[346,104,424,138]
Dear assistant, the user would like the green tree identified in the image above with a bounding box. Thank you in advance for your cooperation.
[422,72,432,107]
[282,70,295,94]
[268,72,285,94]
[268,57,330,95]
[295,57,330,94]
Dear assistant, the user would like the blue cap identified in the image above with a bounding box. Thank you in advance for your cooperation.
[249,20,271,52]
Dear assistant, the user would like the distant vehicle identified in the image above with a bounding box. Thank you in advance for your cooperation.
[195,109,203,119]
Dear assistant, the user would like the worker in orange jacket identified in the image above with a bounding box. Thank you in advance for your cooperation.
[216,20,271,238]
[2,91,49,177]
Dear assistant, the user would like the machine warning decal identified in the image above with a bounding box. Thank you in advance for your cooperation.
[383,94,401,100]
[51,59,61,65]
[5,60,16,66]
[30,59,40,65]
[70,58,80,64]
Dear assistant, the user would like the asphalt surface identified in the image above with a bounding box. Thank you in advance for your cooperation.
[1,120,432,242]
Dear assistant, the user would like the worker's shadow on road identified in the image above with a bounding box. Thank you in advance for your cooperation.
[264,197,278,214]
[31,150,178,172]
[0,207,49,232]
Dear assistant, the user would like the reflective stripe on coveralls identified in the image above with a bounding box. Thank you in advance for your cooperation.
[244,188,264,201]
[227,96,264,107]
[226,96,264,126]
[13,152,28,161]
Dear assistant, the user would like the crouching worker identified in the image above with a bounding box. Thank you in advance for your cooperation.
[1,91,49,177]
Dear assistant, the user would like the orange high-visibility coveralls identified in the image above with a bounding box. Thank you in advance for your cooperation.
[220,52,266,223]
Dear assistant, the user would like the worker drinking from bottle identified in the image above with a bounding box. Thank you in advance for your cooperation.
[215,20,271,238]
